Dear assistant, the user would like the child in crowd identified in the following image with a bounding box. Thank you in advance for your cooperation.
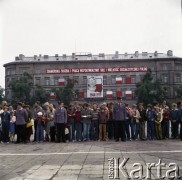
[9,111,16,142]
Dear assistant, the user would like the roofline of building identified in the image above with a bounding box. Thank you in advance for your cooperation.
[3,51,182,67]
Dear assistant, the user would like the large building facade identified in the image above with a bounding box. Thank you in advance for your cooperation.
[3,50,182,103]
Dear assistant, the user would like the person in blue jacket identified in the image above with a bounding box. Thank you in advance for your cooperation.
[146,104,156,140]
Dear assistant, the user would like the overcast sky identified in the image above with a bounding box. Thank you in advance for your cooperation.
[0,0,182,88]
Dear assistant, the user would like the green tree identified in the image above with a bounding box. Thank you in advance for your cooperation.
[9,72,32,103]
[52,78,77,106]
[135,71,166,105]
[0,86,5,104]
[32,85,50,105]
[176,85,182,99]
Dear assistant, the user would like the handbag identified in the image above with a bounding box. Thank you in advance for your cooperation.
[65,128,69,135]
[26,120,33,128]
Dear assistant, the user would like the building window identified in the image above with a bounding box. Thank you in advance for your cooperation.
[54,77,59,85]
[111,75,116,84]
[162,74,169,83]
[73,76,79,85]
[44,77,50,86]
[175,64,182,71]
[83,76,87,84]
[35,69,41,74]
[103,75,107,85]
[121,75,125,84]
[175,74,181,83]
[6,68,16,75]
[161,63,171,71]
[131,75,136,84]
[19,67,30,74]
[11,69,16,75]
[35,77,41,85]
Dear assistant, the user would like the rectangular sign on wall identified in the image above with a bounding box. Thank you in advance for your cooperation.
[87,76,103,98]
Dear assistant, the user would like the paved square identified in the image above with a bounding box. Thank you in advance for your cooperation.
[0,140,182,179]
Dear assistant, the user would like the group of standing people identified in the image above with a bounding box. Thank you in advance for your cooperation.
[0,98,182,144]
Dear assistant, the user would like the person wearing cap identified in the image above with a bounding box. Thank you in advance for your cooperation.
[113,97,126,142]
[54,101,67,143]
[15,102,28,144]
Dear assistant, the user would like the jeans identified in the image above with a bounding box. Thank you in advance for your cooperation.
[75,122,82,141]
[133,122,139,140]
[83,122,91,141]
[36,124,44,142]
[125,119,131,140]
[91,120,99,140]
[68,118,75,141]
[147,121,155,140]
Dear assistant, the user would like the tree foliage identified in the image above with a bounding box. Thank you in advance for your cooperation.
[31,85,50,105]
[135,71,167,106]
[52,78,77,106]
[176,85,182,99]
[9,72,32,103]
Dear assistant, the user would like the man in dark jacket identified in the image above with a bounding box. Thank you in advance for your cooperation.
[113,97,126,142]
[54,101,67,143]
[138,103,147,140]
[1,106,10,143]
[177,102,182,141]
[15,102,28,144]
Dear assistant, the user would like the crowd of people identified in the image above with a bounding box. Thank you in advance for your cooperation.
[0,97,182,144]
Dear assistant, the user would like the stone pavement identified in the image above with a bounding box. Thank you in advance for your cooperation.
[0,140,182,180]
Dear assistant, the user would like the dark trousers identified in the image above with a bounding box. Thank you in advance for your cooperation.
[162,120,169,139]
[16,124,26,143]
[2,123,9,142]
[91,120,99,140]
[147,121,155,140]
[56,123,65,142]
[180,122,182,140]
[68,119,75,141]
[171,121,179,139]
[34,121,37,141]
[75,122,82,141]
[114,121,126,141]
[107,120,115,139]
[50,126,56,142]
